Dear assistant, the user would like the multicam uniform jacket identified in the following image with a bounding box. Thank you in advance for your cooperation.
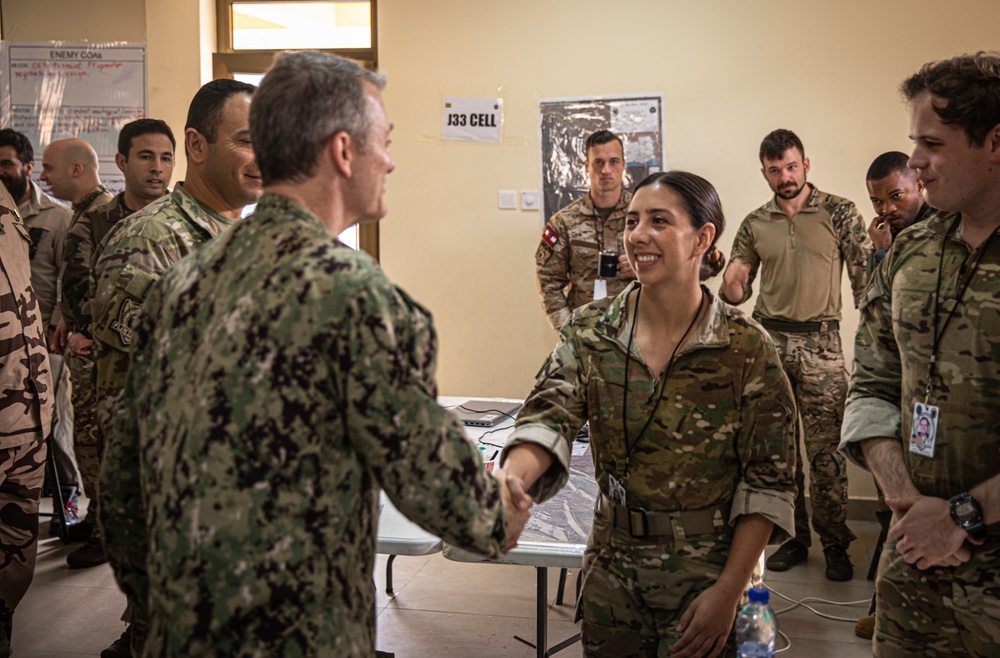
[90,184,237,434]
[504,282,797,538]
[535,190,633,330]
[842,210,998,500]
[101,194,508,657]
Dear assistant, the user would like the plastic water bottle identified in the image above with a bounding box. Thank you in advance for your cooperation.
[735,585,776,657]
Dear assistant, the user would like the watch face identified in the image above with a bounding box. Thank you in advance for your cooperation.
[955,499,977,521]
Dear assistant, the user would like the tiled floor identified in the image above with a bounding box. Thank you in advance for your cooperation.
[16,499,877,657]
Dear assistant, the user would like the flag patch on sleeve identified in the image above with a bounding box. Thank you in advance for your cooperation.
[542,226,559,246]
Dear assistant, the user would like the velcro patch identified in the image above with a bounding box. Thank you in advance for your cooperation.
[542,226,559,246]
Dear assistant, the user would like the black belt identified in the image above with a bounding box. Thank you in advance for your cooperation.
[758,318,839,334]
[596,493,728,540]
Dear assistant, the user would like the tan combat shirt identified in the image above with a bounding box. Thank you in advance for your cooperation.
[723,184,871,322]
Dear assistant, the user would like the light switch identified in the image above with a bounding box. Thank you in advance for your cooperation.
[521,191,540,210]
[498,190,517,209]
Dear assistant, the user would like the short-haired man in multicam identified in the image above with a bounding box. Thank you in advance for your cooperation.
[53,122,175,580]
[721,129,871,581]
[536,129,635,330]
[841,51,1000,657]
[92,79,259,658]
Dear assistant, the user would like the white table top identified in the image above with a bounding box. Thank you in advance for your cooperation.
[374,396,522,557]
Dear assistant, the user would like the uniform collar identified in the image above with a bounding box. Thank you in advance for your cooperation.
[594,281,732,357]
[763,182,820,217]
[581,188,631,217]
[73,185,109,213]
[170,182,239,233]
[18,181,57,218]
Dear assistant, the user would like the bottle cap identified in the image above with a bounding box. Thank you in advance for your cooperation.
[747,586,769,603]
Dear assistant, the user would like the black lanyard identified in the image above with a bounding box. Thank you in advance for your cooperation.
[926,216,999,402]
[620,285,705,479]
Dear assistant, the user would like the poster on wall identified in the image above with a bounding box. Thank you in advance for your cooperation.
[538,94,666,224]
[0,41,148,193]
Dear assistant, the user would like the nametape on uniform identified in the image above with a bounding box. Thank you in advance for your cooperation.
[543,226,559,246]
[441,96,503,142]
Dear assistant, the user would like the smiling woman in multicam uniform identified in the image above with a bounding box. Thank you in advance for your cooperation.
[501,170,798,658]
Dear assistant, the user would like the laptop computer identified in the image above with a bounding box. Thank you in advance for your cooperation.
[453,400,522,428]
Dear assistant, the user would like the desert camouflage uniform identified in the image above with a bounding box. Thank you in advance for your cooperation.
[0,184,53,623]
[503,283,797,656]
[58,185,113,517]
[100,193,508,657]
[91,183,236,653]
[17,182,71,330]
[17,183,76,496]
[723,184,870,551]
[841,212,1000,656]
[535,190,633,330]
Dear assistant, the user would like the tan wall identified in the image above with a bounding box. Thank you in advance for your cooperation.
[0,0,145,41]
[0,0,214,180]
[6,0,1000,501]
[376,0,1000,502]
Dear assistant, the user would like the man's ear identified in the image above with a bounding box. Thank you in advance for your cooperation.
[70,162,84,179]
[987,122,1000,164]
[329,131,354,178]
[115,152,127,174]
[185,128,207,165]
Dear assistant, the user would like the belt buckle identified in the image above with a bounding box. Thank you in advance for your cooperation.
[627,506,649,539]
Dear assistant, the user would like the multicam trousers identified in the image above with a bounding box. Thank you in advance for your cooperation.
[874,537,1000,656]
[577,512,734,657]
[767,328,855,550]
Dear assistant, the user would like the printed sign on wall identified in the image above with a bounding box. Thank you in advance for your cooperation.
[1,41,148,194]
[441,96,503,142]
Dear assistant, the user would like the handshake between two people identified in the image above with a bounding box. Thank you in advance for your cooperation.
[491,466,535,554]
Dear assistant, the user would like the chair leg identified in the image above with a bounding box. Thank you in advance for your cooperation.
[385,554,397,594]
[555,567,568,605]
[44,437,69,543]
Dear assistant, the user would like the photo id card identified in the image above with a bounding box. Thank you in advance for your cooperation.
[608,473,627,506]
[909,402,939,458]
[593,278,608,301]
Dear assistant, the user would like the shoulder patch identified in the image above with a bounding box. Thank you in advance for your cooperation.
[110,298,142,346]
[542,226,559,246]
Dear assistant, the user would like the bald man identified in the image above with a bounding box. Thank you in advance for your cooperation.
[43,138,114,569]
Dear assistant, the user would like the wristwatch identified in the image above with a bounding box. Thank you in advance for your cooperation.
[949,492,988,541]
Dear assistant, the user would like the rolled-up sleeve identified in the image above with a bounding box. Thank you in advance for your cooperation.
[841,259,902,469]
[500,322,585,502]
[735,330,797,540]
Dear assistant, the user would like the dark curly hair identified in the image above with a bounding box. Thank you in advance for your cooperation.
[901,51,1000,146]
